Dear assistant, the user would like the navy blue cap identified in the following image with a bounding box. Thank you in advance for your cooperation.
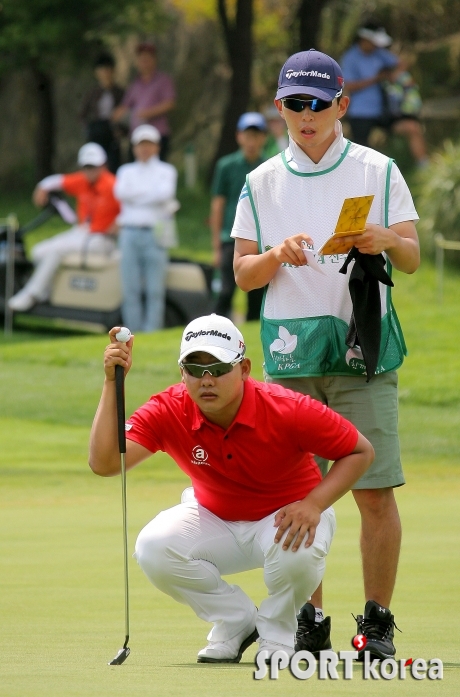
[237,112,267,132]
[276,49,344,101]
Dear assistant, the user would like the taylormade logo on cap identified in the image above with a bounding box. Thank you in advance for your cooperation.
[286,69,331,80]
[185,330,231,342]
[179,314,245,364]
[276,49,344,102]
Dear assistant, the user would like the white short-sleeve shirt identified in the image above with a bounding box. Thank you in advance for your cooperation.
[231,124,418,243]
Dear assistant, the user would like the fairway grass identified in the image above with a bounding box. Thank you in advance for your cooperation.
[1,262,459,695]
[1,419,458,696]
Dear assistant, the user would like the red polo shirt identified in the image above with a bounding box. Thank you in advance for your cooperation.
[126,377,358,521]
[62,170,120,233]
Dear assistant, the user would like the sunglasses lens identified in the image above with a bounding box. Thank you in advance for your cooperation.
[211,364,233,377]
[282,98,304,112]
[282,98,332,113]
[310,99,326,112]
[182,362,234,378]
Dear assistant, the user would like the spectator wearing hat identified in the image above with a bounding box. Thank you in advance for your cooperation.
[341,24,428,167]
[79,53,125,173]
[112,42,175,162]
[263,105,289,159]
[8,143,120,312]
[210,113,267,321]
[114,124,178,333]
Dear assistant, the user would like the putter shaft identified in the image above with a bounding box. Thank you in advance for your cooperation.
[108,364,130,665]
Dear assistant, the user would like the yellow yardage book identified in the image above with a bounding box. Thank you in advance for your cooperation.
[318,195,375,255]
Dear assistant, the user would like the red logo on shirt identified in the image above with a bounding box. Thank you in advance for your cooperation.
[191,446,209,465]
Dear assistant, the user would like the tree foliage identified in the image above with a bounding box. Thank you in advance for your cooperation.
[416,140,460,266]
[0,0,167,178]
[0,0,167,70]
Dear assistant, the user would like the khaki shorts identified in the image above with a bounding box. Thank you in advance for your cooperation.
[265,371,404,489]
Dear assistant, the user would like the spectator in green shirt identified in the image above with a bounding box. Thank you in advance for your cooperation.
[263,105,289,159]
[210,113,267,320]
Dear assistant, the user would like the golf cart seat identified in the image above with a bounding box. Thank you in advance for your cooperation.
[58,249,208,292]
[59,249,120,270]
[51,249,122,310]
[51,249,210,312]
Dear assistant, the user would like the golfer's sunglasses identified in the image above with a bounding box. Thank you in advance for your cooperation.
[180,356,244,378]
[281,90,342,113]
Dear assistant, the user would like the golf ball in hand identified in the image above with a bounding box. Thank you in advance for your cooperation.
[116,327,131,343]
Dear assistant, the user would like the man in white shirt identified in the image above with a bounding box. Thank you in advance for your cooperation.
[232,49,420,662]
[114,124,178,332]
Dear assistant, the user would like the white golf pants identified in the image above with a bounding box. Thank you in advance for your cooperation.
[134,499,335,648]
[24,224,115,301]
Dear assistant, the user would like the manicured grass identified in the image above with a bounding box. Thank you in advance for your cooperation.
[1,261,459,695]
[1,423,458,696]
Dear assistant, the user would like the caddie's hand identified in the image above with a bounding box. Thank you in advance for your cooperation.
[33,187,49,208]
[273,499,322,552]
[337,223,395,256]
[103,327,134,381]
[272,233,314,267]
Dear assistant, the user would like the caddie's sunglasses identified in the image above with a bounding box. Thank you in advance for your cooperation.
[281,91,342,113]
[180,356,244,378]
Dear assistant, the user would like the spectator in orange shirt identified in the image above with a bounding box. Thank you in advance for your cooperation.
[9,143,120,312]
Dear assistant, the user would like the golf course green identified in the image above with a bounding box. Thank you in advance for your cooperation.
[1,263,459,696]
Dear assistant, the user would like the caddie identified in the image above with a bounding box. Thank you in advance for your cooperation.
[89,313,374,663]
[233,49,420,660]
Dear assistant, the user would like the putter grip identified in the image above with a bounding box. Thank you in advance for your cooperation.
[115,364,126,454]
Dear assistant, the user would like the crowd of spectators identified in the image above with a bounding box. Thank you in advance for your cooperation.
[8,26,429,328]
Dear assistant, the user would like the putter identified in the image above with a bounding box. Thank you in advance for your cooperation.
[108,328,131,665]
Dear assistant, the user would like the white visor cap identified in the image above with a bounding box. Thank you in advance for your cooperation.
[357,27,392,48]
[131,124,161,145]
[77,142,107,167]
[179,314,246,364]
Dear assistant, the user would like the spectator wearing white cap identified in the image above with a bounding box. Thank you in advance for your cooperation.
[8,142,120,312]
[341,23,428,166]
[114,124,178,332]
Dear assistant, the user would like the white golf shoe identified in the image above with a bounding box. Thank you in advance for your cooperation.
[256,638,295,664]
[197,621,258,663]
[8,289,37,312]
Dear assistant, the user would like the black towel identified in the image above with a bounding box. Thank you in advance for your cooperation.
[339,248,393,382]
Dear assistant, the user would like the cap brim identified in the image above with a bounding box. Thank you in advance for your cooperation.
[179,345,240,364]
[372,37,392,48]
[79,160,105,167]
[238,125,266,132]
[276,85,339,101]
[132,137,159,145]
[357,29,392,48]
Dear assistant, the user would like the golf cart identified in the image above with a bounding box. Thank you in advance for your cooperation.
[0,195,214,333]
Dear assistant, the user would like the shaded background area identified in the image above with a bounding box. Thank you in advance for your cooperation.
[2,0,460,186]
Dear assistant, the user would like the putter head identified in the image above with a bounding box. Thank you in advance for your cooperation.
[108,647,130,665]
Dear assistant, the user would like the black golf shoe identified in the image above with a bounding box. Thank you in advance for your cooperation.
[295,602,332,657]
[354,599,399,660]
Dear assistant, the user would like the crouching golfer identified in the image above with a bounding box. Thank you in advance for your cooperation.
[89,314,374,663]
